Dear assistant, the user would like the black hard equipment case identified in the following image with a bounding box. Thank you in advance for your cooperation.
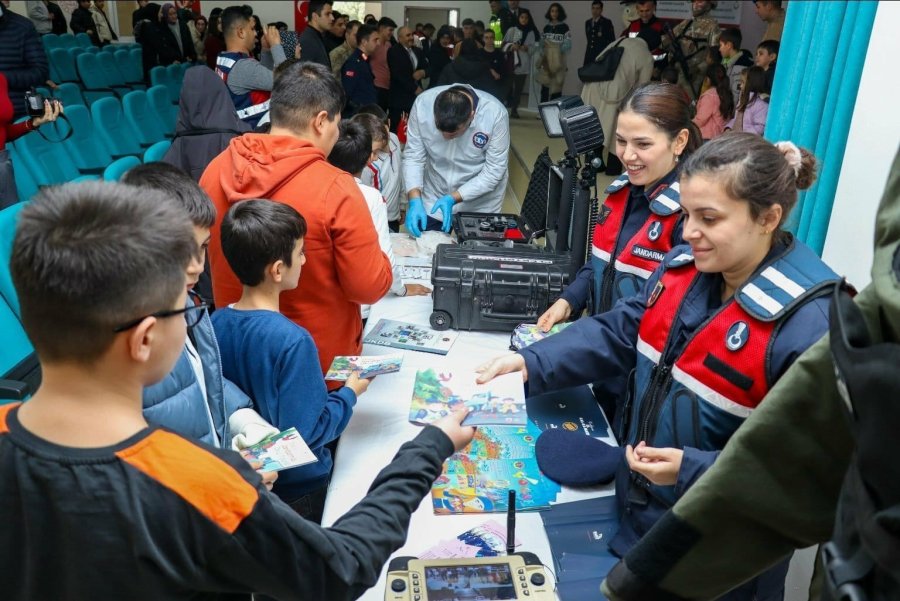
[429,243,578,332]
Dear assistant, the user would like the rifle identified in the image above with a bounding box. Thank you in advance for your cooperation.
[664,21,700,100]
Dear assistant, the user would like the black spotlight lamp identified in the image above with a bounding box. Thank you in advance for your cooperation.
[538,96,583,139]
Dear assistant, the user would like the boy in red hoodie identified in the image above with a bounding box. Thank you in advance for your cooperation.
[201,62,392,379]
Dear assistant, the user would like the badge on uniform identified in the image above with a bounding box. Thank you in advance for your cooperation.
[598,205,611,225]
[647,280,665,307]
[647,221,662,242]
[725,321,749,351]
[472,132,489,148]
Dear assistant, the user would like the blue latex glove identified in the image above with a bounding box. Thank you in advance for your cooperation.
[429,194,456,233]
[405,197,427,237]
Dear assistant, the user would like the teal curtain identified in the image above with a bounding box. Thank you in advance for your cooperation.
[765,0,878,254]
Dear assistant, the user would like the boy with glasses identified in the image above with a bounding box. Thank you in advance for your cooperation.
[122,163,278,459]
[0,181,475,599]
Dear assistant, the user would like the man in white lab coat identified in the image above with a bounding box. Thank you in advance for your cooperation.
[402,84,510,236]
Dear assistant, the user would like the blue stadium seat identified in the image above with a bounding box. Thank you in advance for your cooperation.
[143,140,172,163]
[52,82,86,107]
[147,85,177,136]
[15,130,100,185]
[90,97,144,158]
[97,51,133,92]
[74,32,93,48]
[149,65,168,89]
[49,48,79,84]
[62,105,114,174]
[164,64,183,103]
[34,86,51,100]
[68,46,86,61]
[122,90,166,147]
[76,52,121,104]
[58,33,77,49]
[41,33,60,53]
[83,46,100,54]
[115,49,145,90]
[0,204,38,402]
[6,145,39,203]
[103,156,141,181]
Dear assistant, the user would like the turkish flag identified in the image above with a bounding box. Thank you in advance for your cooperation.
[294,1,309,33]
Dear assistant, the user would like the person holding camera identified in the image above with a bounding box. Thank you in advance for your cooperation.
[1,73,61,208]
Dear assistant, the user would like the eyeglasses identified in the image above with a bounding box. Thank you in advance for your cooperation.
[112,302,208,333]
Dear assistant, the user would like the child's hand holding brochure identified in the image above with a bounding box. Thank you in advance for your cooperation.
[239,428,317,473]
[324,354,404,381]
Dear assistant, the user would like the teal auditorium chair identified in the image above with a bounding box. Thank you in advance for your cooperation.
[53,82,86,107]
[164,64,183,103]
[147,85,177,136]
[91,97,144,158]
[68,46,85,61]
[41,33,59,53]
[74,32,93,48]
[0,204,39,402]
[97,51,136,92]
[15,129,100,186]
[49,48,80,85]
[76,53,125,103]
[57,33,77,49]
[103,156,141,181]
[149,65,168,90]
[63,105,114,174]
[6,145,39,203]
[143,140,171,163]
[116,49,145,90]
[123,90,166,147]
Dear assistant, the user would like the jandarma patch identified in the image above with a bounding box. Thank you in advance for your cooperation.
[472,132,489,148]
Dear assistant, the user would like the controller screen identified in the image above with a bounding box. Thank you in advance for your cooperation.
[423,564,517,600]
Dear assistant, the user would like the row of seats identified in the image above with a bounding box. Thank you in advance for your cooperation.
[42,32,140,54]
[10,88,175,199]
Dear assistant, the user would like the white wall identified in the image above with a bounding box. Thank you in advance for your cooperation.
[196,0,294,28]
[379,0,491,30]
[821,1,899,290]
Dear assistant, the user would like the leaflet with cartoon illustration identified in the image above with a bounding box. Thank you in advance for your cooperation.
[431,456,561,514]
[239,428,317,473]
[409,368,527,427]
[324,354,404,381]
[364,319,458,355]
[509,322,573,351]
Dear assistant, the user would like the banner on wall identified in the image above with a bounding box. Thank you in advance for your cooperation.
[294,1,309,32]
[655,1,742,26]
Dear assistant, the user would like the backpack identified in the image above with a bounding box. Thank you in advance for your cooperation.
[824,281,900,601]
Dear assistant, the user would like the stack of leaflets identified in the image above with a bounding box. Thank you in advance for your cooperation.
[509,322,573,351]
[540,496,621,600]
[418,520,521,559]
[324,354,403,381]
[364,319,459,355]
[409,369,527,427]
[239,428,317,473]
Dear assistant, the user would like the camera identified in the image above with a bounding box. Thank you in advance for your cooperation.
[25,88,56,118]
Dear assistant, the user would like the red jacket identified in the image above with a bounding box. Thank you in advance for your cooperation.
[0,73,30,150]
[201,133,393,378]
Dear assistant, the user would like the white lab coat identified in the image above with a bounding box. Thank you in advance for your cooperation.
[402,84,510,215]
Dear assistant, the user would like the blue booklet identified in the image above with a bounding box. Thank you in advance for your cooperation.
[526,385,611,438]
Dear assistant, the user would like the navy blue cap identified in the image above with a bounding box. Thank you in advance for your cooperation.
[535,429,623,486]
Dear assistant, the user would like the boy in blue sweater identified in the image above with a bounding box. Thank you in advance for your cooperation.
[212,198,370,523]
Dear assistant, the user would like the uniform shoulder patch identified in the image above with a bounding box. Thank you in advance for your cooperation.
[472,131,489,148]
[604,174,630,194]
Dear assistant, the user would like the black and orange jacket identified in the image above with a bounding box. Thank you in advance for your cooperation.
[0,403,453,600]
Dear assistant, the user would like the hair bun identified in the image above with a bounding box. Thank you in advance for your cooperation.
[774,140,817,190]
[774,141,802,176]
